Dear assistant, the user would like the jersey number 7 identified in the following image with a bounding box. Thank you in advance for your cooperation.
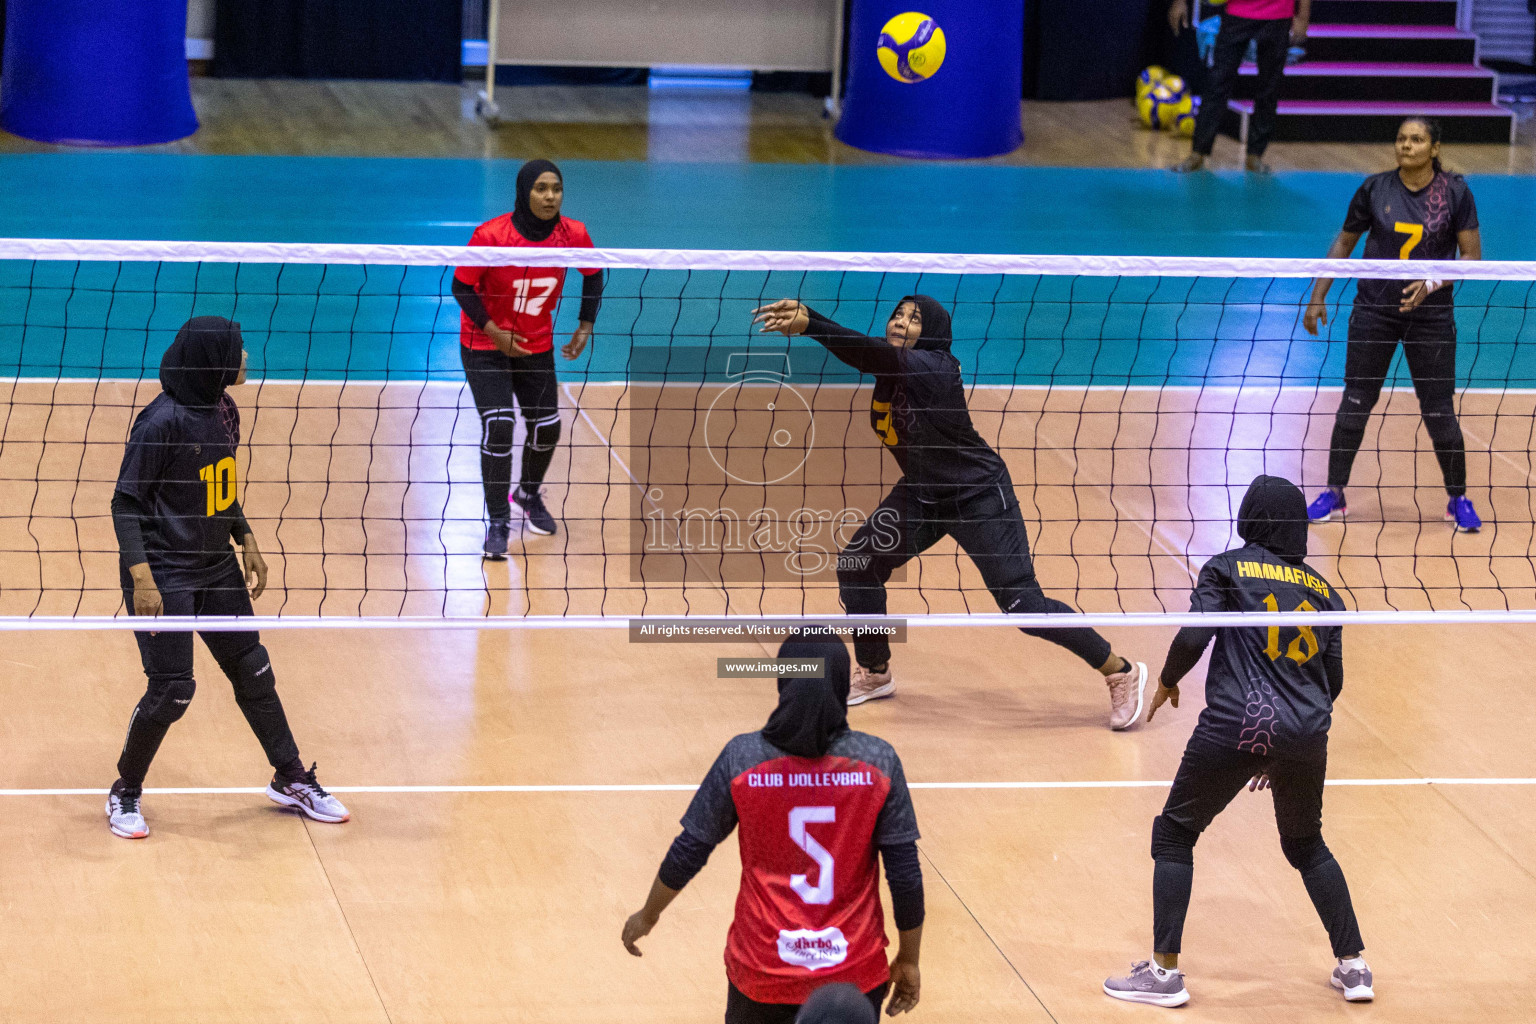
[789,806,836,905]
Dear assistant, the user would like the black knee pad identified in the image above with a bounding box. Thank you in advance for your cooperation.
[228,644,278,704]
[140,675,196,726]
[1280,833,1332,873]
[1335,389,1378,435]
[1151,814,1199,865]
[527,415,561,453]
[481,410,516,457]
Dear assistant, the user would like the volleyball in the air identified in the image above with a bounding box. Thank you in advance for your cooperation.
[1136,65,1167,98]
[877,12,947,83]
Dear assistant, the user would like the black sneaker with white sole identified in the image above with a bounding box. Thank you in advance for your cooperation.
[483,517,511,559]
[266,763,350,823]
[512,486,557,535]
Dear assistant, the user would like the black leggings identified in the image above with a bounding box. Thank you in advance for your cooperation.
[1151,729,1364,958]
[117,558,300,787]
[1327,306,1465,496]
[835,479,1112,671]
[460,344,562,519]
[725,981,888,1024]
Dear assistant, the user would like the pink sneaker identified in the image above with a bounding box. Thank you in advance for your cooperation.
[847,665,895,706]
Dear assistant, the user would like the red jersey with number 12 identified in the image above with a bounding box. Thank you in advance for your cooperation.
[454,214,598,353]
[680,731,921,1005]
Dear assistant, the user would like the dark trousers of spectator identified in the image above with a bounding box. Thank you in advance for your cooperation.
[1191,14,1291,158]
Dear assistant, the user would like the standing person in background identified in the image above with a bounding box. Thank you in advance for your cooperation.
[106,316,349,839]
[452,158,605,554]
[622,631,923,1022]
[1170,0,1310,173]
[1303,118,1482,532]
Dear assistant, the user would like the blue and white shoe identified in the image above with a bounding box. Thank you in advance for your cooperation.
[1307,489,1347,523]
[1446,496,1482,533]
[1331,959,1374,1002]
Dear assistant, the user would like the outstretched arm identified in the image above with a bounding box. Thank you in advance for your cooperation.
[754,299,902,376]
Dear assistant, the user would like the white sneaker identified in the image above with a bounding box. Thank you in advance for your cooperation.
[266,763,350,823]
[1331,959,1374,1002]
[847,665,895,706]
[106,779,149,839]
[1106,660,1149,731]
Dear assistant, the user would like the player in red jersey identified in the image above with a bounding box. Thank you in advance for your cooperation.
[622,631,924,1022]
[451,158,604,552]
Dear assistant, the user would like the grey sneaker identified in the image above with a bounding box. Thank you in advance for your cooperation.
[1103,960,1190,1007]
[266,763,350,823]
[1106,660,1149,731]
[106,779,149,839]
[483,518,511,560]
[1331,960,1374,1002]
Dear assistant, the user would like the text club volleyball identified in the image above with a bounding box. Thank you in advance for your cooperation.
[876,13,946,83]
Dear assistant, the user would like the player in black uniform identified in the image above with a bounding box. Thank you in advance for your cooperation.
[1303,117,1483,532]
[752,296,1147,726]
[1103,475,1371,1008]
[106,316,349,839]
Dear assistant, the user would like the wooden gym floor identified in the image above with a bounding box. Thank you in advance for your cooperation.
[1,77,1534,174]
[3,71,1535,1023]
[2,378,1535,1021]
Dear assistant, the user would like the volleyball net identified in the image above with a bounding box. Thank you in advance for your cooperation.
[2,238,1533,629]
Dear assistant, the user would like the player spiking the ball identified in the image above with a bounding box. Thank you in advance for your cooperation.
[107,316,348,839]
[452,158,605,553]
[1104,475,1371,1008]
[753,296,1147,725]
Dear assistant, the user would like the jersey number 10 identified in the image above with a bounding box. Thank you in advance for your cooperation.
[1261,593,1319,665]
[198,457,237,517]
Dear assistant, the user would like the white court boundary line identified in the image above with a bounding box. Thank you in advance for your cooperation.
[6,778,1535,797]
[0,238,1519,280]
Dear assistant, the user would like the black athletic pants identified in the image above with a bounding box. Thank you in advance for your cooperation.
[1191,14,1290,158]
[460,344,562,520]
[725,981,888,1024]
[836,479,1112,671]
[1327,305,1465,496]
[1151,728,1364,958]
[117,557,301,788]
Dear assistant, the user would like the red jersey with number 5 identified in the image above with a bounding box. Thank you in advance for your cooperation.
[454,214,599,353]
[679,731,920,1005]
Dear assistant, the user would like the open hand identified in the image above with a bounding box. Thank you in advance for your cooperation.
[1400,280,1437,313]
[563,323,592,360]
[1146,683,1179,722]
[886,959,920,1014]
[242,538,269,600]
[484,322,534,357]
[622,910,656,956]
[752,299,810,337]
[1303,300,1329,336]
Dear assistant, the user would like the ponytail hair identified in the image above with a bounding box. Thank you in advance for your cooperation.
[1400,116,1444,173]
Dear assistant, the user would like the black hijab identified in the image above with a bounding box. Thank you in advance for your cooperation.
[512,158,563,242]
[760,630,852,759]
[899,294,953,353]
[159,316,243,408]
[795,982,877,1024]
[1237,474,1310,565]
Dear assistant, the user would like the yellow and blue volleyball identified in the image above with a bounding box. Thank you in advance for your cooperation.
[877,13,947,83]
[1159,74,1188,100]
[1136,65,1167,98]
[1137,83,1187,129]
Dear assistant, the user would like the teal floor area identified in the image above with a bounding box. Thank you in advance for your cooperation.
[2,154,1534,386]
